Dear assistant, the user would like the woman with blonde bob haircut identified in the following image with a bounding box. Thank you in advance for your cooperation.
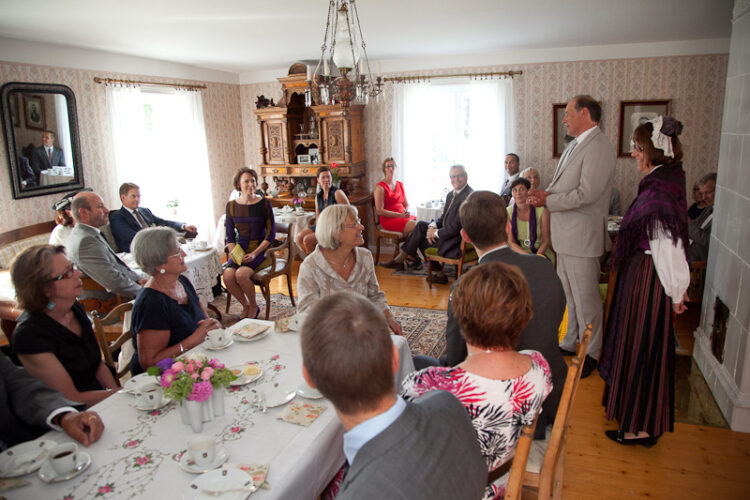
[401,262,552,499]
[297,204,402,334]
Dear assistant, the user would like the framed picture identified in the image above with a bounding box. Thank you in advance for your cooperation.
[552,103,575,158]
[618,100,671,157]
[9,93,20,127]
[23,94,45,130]
[308,148,319,164]
[297,154,311,164]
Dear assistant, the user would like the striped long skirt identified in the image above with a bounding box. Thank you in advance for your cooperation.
[599,251,675,437]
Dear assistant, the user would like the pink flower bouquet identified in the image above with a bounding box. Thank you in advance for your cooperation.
[147,354,236,403]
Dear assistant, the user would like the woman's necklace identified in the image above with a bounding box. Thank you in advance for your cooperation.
[326,250,353,270]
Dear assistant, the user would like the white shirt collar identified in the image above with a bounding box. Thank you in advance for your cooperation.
[343,396,406,465]
[123,206,137,215]
[574,125,597,144]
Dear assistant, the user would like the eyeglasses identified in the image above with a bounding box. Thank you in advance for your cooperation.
[49,263,77,282]
[342,219,362,229]
[449,174,467,179]
[630,140,645,152]
[168,249,183,259]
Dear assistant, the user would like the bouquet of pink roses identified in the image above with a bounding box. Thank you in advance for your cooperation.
[292,197,305,208]
[146,354,236,403]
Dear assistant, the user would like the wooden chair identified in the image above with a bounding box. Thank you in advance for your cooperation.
[504,416,539,500]
[92,302,133,385]
[225,222,296,320]
[424,239,478,288]
[79,277,123,317]
[521,323,592,499]
[370,197,406,264]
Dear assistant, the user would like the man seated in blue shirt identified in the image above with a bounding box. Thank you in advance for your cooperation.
[109,182,198,252]
[300,292,486,500]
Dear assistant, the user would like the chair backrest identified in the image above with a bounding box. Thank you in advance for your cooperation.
[92,301,133,384]
[255,221,295,278]
[370,197,383,231]
[536,323,592,499]
[504,416,539,500]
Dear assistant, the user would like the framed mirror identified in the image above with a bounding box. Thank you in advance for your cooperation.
[1,82,84,199]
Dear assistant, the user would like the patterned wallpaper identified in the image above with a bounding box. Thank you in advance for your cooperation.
[1,53,727,233]
[242,54,727,213]
[0,61,245,232]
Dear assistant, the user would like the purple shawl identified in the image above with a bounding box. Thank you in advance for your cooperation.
[613,162,688,268]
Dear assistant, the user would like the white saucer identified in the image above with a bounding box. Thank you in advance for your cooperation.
[252,382,296,407]
[297,383,323,400]
[233,329,269,342]
[38,452,92,483]
[229,365,263,386]
[179,447,229,474]
[205,338,234,351]
[123,373,159,394]
[134,397,172,411]
[0,439,56,478]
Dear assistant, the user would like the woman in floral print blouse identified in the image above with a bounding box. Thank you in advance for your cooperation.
[401,262,552,500]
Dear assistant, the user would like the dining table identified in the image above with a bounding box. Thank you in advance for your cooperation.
[416,201,444,222]
[39,170,75,186]
[4,319,416,500]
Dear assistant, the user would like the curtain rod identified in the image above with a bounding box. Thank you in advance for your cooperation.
[384,70,522,83]
[93,77,206,91]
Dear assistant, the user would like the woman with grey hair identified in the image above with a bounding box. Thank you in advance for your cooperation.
[297,205,402,334]
[129,227,221,375]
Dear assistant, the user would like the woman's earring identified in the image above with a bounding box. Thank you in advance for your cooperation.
[159,268,166,274]
[46,301,56,310]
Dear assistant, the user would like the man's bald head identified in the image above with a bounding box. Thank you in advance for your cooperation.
[71,192,108,227]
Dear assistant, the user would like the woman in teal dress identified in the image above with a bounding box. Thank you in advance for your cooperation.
[506,178,555,264]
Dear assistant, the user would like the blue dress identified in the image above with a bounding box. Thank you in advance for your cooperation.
[130,275,205,375]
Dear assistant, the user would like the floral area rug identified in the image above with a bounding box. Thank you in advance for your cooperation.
[210,293,447,359]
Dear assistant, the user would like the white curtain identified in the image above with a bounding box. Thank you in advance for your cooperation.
[106,86,215,242]
[392,78,513,207]
[53,94,73,168]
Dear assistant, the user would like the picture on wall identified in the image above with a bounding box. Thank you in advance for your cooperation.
[552,103,575,158]
[23,94,45,130]
[618,100,671,157]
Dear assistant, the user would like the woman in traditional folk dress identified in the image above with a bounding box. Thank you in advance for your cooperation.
[598,116,690,447]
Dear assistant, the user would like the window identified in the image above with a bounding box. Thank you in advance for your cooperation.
[392,78,513,206]
[106,86,214,240]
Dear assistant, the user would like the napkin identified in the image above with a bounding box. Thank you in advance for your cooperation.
[274,316,292,333]
[234,323,270,339]
[226,463,270,489]
[277,401,327,427]
[0,478,30,492]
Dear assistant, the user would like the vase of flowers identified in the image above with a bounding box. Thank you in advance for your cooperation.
[292,197,305,214]
[330,163,341,187]
[148,354,236,432]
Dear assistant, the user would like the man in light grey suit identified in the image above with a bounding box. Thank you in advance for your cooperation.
[0,351,104,449]
[301,292,486,500]
[67,191,145,300]
[528,95,615,378]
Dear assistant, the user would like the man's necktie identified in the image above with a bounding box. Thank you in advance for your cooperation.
[558,138,578,167]
[47,148,53,163]
[133,210,148,229]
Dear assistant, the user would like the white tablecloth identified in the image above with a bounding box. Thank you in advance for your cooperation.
[416,202,444,222]
[40,171,74,186]
[0,270,13,303]
[10,320,344,500]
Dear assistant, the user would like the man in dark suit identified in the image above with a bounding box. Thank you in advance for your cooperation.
[0,351,104,450]
[436,191,567,439]
[301,292,486,500]
[17,155,37,188]
[109,182,197,252]
[380,164,473,283]
[499,153,521,204]
[67,191,145,300]
[30,130,65,176]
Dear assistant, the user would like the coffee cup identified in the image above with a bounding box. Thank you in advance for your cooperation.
[48,442,78,475]
[136,382,163,408]
[188,435,216,467]
[206,328,225,348]
[195,240,208,250]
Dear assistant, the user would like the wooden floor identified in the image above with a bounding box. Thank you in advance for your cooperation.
[270,255,750,499]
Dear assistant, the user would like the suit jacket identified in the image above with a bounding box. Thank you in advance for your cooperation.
[434,185,473,258]
[688,205,712,261]
[338,391,486,500]
[499,173,519,199]
[17,155,37,187]
[445,247,567,437]
[109,206,184,253]
[545,127,615,257]
[30,146,65,173]
[0,351,82,448]
[66,223,142,299]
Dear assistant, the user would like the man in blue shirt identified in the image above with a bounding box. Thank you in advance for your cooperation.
[300,292,486,500]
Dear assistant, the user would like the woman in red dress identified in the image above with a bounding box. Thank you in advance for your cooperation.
[373,157,417,237]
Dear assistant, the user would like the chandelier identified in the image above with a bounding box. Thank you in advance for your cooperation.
[306,0,383,108]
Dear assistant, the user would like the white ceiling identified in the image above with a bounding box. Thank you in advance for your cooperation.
[0,0,733,77]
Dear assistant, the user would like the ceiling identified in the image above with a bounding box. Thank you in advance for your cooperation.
[0,0,733,76]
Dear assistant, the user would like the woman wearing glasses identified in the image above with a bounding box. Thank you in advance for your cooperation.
[129,227,221,375]
[10,245,119,407]
[297,205,402,334]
